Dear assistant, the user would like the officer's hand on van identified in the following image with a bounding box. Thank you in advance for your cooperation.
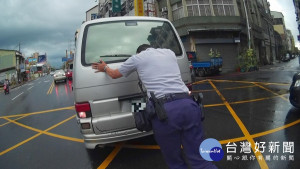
[92,59,107,73]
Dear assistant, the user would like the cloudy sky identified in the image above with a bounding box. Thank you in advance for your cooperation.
[0,0,96,68]
[269,0,299,48]
[0,0,299,68]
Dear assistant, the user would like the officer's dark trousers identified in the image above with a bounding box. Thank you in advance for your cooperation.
[151,98,217,169]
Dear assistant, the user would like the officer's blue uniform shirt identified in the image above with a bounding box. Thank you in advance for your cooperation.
[119,48,189,98]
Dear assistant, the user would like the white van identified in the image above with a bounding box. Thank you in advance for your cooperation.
[73,17,192,149]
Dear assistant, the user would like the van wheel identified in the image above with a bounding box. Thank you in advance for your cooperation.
[86,146,103,160]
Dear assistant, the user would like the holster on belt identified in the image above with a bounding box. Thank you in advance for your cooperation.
[191,92,205,121]
[150,92,168,121]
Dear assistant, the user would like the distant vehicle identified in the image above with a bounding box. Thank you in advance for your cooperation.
[282,53,290,62]
[37,63,48,76]
[4,84,9,95]
[50,71,55,76]
[73,17,192,149]
[66,62,73,80]
[289,72,300,108]
[3,79,10,95]
[53,69,66,83]
[291,54,296,59]
[0,79,4,87]
[191,58,223,77]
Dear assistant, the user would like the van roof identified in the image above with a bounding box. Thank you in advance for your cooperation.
[82,16,170,26]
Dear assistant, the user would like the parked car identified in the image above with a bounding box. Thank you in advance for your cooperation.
[73,17,192,149]
[289,72,300,108]
[0,79,10,87]
[291,54,296,59]
[0,79,4,87]
[53,69,66,83]
[282,53,290,62]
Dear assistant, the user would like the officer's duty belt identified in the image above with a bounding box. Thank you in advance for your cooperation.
[157,93,191,104]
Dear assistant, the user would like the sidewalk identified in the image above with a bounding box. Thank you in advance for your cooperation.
[0,77,37,92]
[194,57,300,81]
[258,58,300,72]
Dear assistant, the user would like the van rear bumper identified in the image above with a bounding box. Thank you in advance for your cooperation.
[82,128,153,149]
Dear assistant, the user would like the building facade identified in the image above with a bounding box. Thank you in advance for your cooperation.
[271,11,296,55]
[86,0,156,21]
[286,29,296,53]
[0,49,25,84]
[256,0,276,64]
[293,0,300,41]
[86,0,277,72]
[271,11,288,53]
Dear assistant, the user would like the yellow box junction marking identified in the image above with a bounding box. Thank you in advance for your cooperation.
[0,106,74,119]
[0,115,28,127]
[98,142,124,169]
[0,115,77,156]
[0,78,296,169]
[253,82,289,102]
[208,80,269,169]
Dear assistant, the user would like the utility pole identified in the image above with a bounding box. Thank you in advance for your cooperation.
[242,0,251,49]
[65,50,68,70]
[98,0,101,18]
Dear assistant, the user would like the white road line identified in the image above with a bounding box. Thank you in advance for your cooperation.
[14,86,21,90]
[27,86,34,90]
[12,92,24,101]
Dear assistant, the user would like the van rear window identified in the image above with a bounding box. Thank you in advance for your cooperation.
[82,20,182,65]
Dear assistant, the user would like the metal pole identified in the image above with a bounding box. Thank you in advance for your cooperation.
[98,0,101,18]
[242,0,251,49]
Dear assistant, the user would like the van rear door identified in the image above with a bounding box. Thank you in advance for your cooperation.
[74,17,191,134]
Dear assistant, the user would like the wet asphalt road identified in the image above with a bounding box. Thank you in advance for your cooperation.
[0,58,299,169]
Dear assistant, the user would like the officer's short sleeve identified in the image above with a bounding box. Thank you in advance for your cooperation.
[119,56,137,77]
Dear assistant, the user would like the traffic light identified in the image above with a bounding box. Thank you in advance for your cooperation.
[112,0,121,13]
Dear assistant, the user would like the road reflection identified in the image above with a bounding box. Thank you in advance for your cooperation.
[54,80,73,98]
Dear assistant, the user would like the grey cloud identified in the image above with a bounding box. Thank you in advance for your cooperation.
[0,0,96,68]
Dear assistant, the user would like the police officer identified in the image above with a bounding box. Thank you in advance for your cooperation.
[92,44,217,169]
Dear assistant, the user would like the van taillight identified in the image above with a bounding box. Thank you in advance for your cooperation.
[75,103,92,118]
[78,112,87,118]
